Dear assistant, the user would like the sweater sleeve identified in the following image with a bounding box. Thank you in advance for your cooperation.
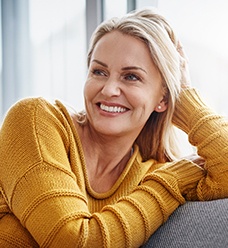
[171,88,228,200]
[0,98,183,248]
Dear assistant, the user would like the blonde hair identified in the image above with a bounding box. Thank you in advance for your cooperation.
[83,8,182,162]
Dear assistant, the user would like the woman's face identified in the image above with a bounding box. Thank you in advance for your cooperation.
[84,30,166,139]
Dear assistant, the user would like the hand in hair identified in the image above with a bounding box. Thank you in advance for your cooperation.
[177,41,191,89]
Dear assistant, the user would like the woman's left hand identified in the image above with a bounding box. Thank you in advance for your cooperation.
[177,41,191,89]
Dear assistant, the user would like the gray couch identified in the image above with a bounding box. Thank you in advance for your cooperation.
[142,199,228,248]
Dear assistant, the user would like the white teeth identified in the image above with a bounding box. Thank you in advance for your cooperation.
[100,103,127,113]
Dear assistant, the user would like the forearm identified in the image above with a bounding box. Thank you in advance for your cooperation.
[11,164,182,247]
[173,88,228,200]
[0,97,183,247]
[88,180,182,248]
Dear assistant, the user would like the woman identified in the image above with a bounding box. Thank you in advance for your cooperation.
[0,8,227,248]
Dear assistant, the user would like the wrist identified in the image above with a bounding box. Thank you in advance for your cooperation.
[144,160,205,200]
[173,88,208,133]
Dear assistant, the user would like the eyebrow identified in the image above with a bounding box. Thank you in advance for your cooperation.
[92,59,108,67]
[91,59,147,74]
[122,66,147,74]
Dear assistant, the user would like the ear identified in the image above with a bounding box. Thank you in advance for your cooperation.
[155,100,168,113]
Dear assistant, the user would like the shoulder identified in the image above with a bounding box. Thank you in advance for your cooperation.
[5,97,52,116]
[3,97,66,124]
[1,97,73,141]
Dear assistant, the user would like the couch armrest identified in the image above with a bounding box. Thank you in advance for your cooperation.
[142,199,228,248]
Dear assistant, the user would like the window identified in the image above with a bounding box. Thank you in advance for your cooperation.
[156,0,228,116]
[104,0,127,20]
[1,0,227,128]
[29,0,86,110]
[0,0,87,122]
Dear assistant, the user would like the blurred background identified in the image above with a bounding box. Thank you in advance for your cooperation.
[0,0,228,154]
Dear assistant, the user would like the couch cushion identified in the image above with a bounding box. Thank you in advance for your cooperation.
[142,199,228,248]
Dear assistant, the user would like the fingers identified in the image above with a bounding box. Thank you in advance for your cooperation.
[176,41,191,88]
[177,41,188,62]
[177,42,183,52]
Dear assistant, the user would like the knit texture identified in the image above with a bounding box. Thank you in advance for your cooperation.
[0,88,228,247]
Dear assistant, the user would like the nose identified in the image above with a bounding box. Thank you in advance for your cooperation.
[101,77,121,97]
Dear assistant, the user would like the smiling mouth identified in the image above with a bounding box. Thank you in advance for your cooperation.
[99,103,128,113]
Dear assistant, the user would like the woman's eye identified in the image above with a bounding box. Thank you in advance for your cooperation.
[92,69,106,76]
[124,73,141,81]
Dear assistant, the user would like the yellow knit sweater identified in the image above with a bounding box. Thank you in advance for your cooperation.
[0,88,228,248]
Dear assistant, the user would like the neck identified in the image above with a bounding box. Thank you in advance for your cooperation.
[82,122,135,166]
[77,123,136,192]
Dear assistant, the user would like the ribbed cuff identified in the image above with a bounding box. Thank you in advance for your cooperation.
[172,88,209,133]
[0,193,11,217]
[144,159,205,200]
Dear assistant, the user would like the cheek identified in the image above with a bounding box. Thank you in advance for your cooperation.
[83,82,89,99]
[129,96,155,123]
[134,90,159,113]
[83,79,95,101]
[83,82,95,117]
